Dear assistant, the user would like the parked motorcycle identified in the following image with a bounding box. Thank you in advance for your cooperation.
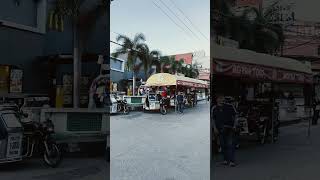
[21,118,62,168]
[117,99,130,114]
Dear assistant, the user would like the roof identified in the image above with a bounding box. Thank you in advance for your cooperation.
[212,44,312,74]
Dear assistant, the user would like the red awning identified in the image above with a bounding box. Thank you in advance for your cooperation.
[211,44,313,84]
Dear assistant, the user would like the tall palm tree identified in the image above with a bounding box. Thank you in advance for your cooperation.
[138,45,161,78]
[241,2,284,54]
[49,0,108,107]
[112,33,148,95]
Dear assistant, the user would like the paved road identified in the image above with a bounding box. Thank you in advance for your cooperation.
[111,101,210,180]
[213,122,320,180]
[0,156,107,180]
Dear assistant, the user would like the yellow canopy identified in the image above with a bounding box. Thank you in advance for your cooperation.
[145,73,208,88]
[145,73,176,86]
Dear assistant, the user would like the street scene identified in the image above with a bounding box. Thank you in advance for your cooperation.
[212,0,320,179]
[0,0,108,179]
[111,102,210,180]
[110,0,210,179]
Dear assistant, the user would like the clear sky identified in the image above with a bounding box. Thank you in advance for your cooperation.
[110,0,210,67]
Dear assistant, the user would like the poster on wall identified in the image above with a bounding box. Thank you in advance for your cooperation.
[10,69,23,93]
[0,66,10,94]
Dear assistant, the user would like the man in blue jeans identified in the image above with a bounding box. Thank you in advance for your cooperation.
[176,92,184,113]
[212,95,237,167]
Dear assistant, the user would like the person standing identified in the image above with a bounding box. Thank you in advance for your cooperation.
[211,95,237,167]
[177,92,184,113]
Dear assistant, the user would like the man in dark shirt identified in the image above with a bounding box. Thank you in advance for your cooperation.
[212,95,237,167]
[177,92,184,113]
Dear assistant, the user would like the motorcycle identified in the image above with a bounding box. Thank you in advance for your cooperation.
[117,99,130,114]
[21,118,62,168]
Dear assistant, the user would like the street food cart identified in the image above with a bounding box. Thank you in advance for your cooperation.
[211,44,313,147]
[145,73,209,113]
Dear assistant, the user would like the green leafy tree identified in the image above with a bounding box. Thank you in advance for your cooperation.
[112,33,148,95]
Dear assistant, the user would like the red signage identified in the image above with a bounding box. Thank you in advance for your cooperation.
[212,60,312,84]
[177,80,208,88]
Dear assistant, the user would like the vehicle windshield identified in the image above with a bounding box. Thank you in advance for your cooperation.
[149,94,156,101]
[2,113,22,128]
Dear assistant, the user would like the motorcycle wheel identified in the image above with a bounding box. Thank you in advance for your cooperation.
[160,106,167,115]
[123,105,130,114]
[43,143,62,168]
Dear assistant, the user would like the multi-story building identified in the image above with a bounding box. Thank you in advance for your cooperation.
[0,0,107,104]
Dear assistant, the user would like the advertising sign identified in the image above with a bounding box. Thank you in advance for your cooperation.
[213,60,312,84]
[9,69,23,93]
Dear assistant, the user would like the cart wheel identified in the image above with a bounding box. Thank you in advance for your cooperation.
[123,106,130,114]
[160,106,167,115]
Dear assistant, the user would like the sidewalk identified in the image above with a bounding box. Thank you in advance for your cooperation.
[214,122,320,180]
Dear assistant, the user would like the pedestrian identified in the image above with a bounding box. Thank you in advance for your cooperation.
[313,98,320,125]
[211,95,237,167]
[177,92,184,113]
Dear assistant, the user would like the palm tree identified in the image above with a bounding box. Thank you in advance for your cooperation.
[241,3,284,54]
[112,33,148,95]
[138,45,161,78]
[49,0,108,107]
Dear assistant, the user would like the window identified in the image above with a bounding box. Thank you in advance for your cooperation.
[2,113,21,128]
[111,58,124,72]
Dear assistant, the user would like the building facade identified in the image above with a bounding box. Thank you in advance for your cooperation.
[0,0,108,95]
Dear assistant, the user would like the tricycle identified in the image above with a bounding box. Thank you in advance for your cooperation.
[0,104,62,167]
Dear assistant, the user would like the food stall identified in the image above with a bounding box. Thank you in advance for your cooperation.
[145,73,209,111]
[211,44,313,145]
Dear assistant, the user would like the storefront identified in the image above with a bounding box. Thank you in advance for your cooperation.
[0,65,23,95]
[211,44,313,103]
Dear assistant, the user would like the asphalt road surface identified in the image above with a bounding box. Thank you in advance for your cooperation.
[111,101,210,180]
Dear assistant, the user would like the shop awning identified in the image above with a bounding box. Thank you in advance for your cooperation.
[212,44,313,84]
[145,73,208,88]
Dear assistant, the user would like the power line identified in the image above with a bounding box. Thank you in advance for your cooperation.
[157,0,201,40]
[169,0,209,41]
[283,37,320,50]
[151,1,192,41]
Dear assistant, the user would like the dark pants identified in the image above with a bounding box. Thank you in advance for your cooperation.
[313,109,319,125]
[177,102,184,113]
[218,128,235,163]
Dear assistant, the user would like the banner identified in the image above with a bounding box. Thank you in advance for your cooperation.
[212,60,312,84]
[9,69,23,93]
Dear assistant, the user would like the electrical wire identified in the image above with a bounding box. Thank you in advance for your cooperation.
[157,0,200,40]
[151,1,193,40]
[169,0,209,41]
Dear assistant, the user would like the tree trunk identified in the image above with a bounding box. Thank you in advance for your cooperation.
[73,21,81,108]
[132,73,136,96]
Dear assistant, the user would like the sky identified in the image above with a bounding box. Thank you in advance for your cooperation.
[110,0,210,68]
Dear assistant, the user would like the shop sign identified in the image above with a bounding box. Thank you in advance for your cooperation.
[213,60,312,84]
[177,80,207,88]
[9,69,23,93]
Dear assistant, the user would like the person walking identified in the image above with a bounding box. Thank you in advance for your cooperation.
[177,92,184,113]
[212,95,237,167]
